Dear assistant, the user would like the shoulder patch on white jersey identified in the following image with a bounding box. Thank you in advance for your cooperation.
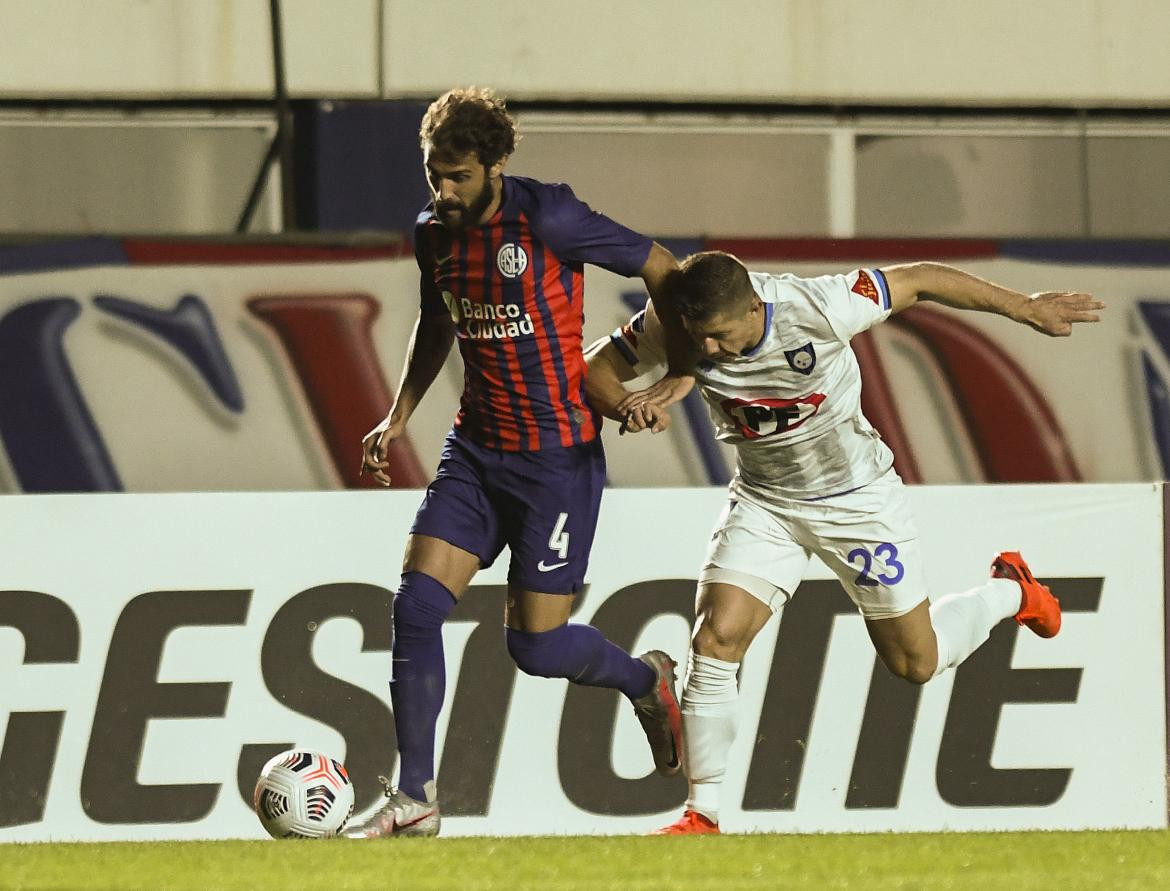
[848,268,891,312]
[851,269,881,305]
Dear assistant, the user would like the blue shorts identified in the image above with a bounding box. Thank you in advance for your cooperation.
[410,430,606,594]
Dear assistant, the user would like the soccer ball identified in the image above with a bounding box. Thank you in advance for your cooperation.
[253,749,355,839]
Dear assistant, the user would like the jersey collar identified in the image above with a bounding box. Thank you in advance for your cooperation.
[740,299,774,358]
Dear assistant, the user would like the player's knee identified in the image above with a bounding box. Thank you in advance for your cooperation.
[393,572,457,635]
[882,649,936,686]
[901,661,935,686]
[692,615,752,663]
[505,625,567,678]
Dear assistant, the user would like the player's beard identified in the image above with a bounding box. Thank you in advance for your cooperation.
[437,176,496,231]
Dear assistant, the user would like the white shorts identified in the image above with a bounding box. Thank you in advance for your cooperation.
[699,468,927,620]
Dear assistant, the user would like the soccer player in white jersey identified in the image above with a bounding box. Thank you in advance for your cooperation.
[584,251,1104,835]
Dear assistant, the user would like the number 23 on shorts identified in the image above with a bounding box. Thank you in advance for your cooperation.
[848,542,906,587]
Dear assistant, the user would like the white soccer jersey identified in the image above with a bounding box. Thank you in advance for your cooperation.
[611,269,895,499]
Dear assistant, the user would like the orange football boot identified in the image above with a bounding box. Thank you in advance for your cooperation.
[652,809,721,835]
[991,551,1061,638]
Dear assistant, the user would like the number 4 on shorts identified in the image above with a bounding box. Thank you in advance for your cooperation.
[548,512,570,559]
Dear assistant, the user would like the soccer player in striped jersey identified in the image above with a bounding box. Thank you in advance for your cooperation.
[586,251,1103,834]
[347,87,685,838]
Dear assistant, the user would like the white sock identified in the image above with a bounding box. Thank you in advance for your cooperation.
[930,578,1021,678]
[681,651,740,823]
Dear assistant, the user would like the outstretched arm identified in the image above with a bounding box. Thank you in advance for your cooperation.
[361,311,456,485]
[883,262,1105,336]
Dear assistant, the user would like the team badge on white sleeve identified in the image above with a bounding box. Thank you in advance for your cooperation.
[851,269,884,306]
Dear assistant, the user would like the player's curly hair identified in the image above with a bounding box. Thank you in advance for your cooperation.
[420,86,518,168]
[676,251,755,320]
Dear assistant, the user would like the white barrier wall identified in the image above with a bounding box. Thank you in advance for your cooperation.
[383,0,1170,106]
[1,0,1168,105]
[0,0,381,99]
[0,484,1163,840]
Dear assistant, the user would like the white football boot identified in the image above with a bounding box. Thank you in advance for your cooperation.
[342,777,440,839]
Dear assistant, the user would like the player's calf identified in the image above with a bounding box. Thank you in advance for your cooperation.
[504,623,654,697]
[865,600,940,686]
[504,624,682,775]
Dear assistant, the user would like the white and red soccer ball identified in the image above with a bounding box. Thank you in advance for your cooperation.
[253,749,355,839]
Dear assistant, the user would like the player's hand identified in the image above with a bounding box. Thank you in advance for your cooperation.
[1021,292,1105,337]
[617,372,695,413]
[360,415,404,487]
[620,402,671,435]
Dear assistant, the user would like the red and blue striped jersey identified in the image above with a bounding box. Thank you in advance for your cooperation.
[415,175,652,451]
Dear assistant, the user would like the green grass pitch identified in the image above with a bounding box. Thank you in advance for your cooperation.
[3,831,1168,890]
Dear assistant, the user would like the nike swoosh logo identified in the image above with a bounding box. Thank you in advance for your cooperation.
[396,808,438,830]
[537,560,569,572]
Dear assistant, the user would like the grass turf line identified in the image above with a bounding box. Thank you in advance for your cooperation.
[3,831,1169,890]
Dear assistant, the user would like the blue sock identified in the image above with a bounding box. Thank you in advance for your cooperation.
[390,571,456,802]
[505,624,655,700]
